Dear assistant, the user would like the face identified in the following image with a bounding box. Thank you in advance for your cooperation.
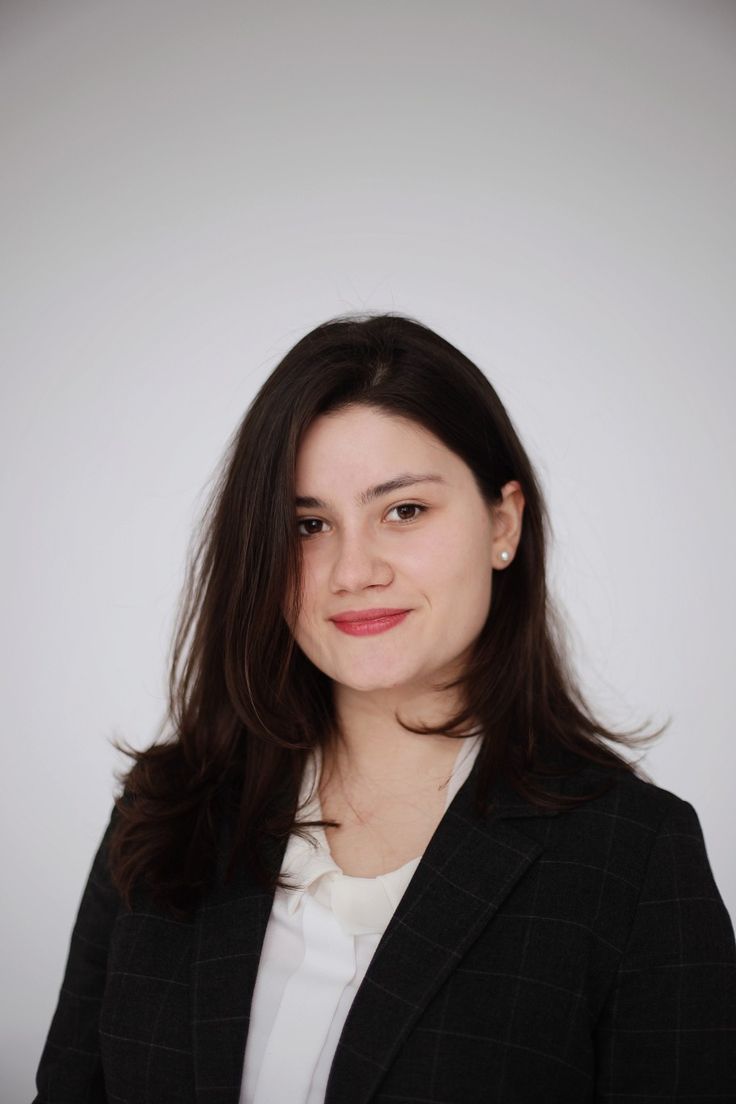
[288,404,521,706]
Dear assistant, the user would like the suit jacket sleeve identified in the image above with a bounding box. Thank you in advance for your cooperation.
[33,805,121,1104]
[594,796,736,1100]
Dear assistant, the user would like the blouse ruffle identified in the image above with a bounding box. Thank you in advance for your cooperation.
[279,731,483,937]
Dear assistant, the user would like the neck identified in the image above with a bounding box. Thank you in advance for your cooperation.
[324,687,477,793]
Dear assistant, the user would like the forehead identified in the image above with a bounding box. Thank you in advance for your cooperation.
[296,406,448,468]
[294,406,471,504]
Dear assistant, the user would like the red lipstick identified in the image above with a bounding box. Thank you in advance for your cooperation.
[330,608,411,636]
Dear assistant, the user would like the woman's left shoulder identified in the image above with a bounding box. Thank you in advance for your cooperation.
[525,760,735,973]
[550,759,725,892]
[566,758,706,829]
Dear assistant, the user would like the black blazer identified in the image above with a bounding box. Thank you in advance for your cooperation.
[34,757,736,1103]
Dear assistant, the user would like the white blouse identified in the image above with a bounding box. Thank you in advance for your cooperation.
[239,732,483,1104]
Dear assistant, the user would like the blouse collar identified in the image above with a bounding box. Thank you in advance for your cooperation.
[278,730,484,936]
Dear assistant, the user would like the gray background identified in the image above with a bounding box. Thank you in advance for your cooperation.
[3,1,734,1098]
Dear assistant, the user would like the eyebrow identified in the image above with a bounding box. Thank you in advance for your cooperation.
[295,472,446,509]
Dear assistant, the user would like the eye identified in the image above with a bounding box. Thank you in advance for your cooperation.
[296,502,428,539]
[297,517,326,538]
[385,502,427,523]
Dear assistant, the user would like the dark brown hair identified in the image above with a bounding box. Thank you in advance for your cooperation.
[108,311,665,918]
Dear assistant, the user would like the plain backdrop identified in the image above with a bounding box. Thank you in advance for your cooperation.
[2,1,735,1098]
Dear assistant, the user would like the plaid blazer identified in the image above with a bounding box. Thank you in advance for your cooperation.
[34,757,736,1103]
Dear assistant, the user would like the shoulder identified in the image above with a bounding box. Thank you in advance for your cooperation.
[542,758,711,860]
[565,759,700,828]
[574,759,709,840]
[531,761,728,926]
[491,751,703,840]
[500,757,719,898]
[497,760,734,972]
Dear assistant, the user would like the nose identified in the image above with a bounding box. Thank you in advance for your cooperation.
[329,528,393,593]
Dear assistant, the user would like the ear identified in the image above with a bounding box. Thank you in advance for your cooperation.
[490,480,525,568]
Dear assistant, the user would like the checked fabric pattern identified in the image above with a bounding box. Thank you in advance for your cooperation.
[34,757,736,1103]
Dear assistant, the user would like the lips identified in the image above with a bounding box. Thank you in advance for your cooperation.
[330,608,410,623]
[330,609,411,636]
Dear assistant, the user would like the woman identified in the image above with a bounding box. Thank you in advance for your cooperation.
[34,313,735,1103]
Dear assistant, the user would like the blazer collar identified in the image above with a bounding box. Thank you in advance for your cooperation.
[192,755,601,1104]
[323,762,583,1103]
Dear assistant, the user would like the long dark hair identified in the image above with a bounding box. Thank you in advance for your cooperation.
[108,311,665,918]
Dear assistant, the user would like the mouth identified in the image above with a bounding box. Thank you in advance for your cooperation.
[329,610,411,636]
[330,607,410,623]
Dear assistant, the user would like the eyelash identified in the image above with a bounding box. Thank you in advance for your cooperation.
[296,502,428,539]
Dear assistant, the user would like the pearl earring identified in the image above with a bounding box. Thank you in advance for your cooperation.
[499,550,510,563]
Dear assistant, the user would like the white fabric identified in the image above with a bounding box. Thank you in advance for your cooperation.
[239,731,483,1104]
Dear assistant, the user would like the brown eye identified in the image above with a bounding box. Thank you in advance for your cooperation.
[297,518,325,538]
[387,503,427,523]
[297,503,427,539]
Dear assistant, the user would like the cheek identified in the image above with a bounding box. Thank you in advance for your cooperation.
[421,528,491,585]
[298,563,321,610]
[428,533,494,620]
[291,565,326,642]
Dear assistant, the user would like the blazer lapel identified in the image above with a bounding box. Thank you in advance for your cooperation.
[192,815,286,1104]
[324,767,566,1104]
[190,757,603,1104]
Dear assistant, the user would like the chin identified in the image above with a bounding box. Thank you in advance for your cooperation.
[334,673,403,693]
[333,661,422,693]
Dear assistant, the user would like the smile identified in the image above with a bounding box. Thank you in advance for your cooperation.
[330,611,410,636]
